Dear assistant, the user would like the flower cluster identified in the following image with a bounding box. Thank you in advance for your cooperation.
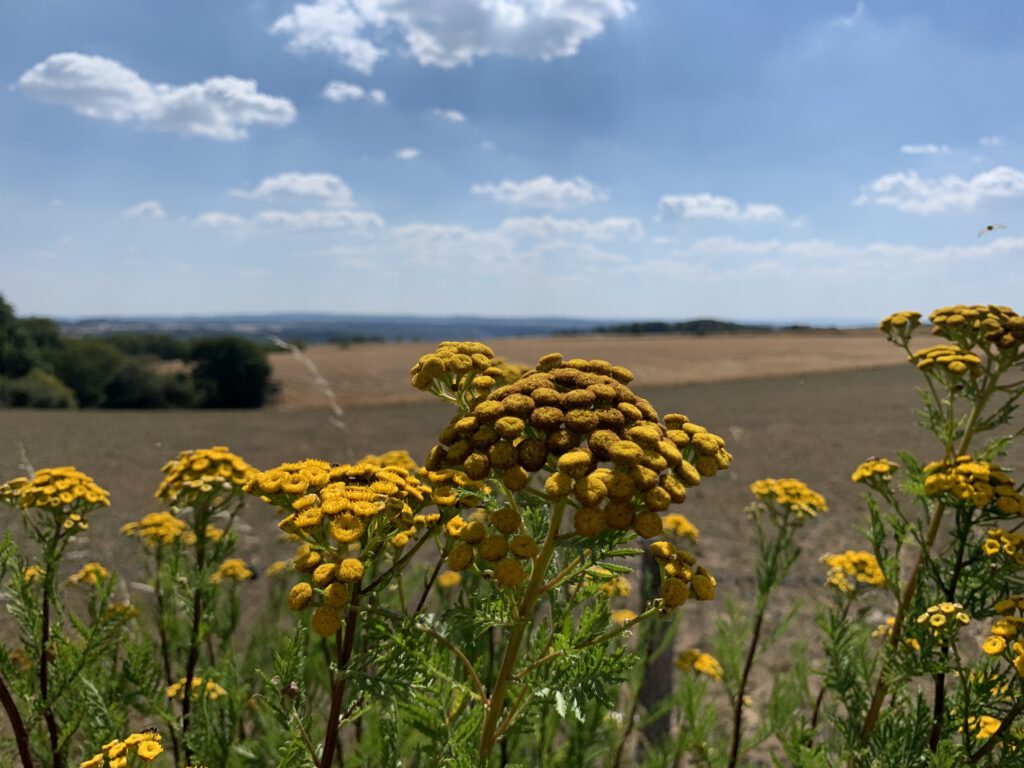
[166,676,227,700]
[963,715,1002,741]
[212,558,253,583]
[929,304,1024,351]
[675,649,723,681]
[821,551,884,595]
[650,540,715,608]
[982,527,1024,564]
[79,730,163,766]
[156,446,254,507]
[981,596,1024,676]
[410,341,521,397]
[851,457,898,485]
[426,352,730,541]
[916,601,970,639]
[0,466,109,531]
[68,562,110,587]
[121,512,224,548]
[444,509,538,587]
[872,616,921,652]
[358,449,419,471]
[247,459,432,635]
[878,310,922,340]
[749,478,827,521]
[910,344,983,377]
[663,512,699,540]
[922,456,1022,513]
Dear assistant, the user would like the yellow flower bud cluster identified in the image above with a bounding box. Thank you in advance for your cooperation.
[0,467,109,532]
[443,508,538,588]
[68,562,110,587]
[916,601,970,638]
[420,467,491,510]
[922,456,1022,513]
[22,565,44,583]
[662,512,699,540]
[962,715,1002,741]
[248,459,432,635]
[871,616,921,652]
[426,352,729,543]
[981,596,1024,677]
[749,478,827,521]
[820,550,884,595]
[929,304,1023,350]
[878,310,922,340]
[358,449,419,471]
[649,539,715,608]
[437,571,462,589]
[79,730,163,767]
[121,512,224,548]
[911,344,983,377]
[211,558,254,583]
[982,527,1024,564]
[674,649,723,681]
[410,341,521,395]
[166,676,227,700]
[156,446,254,506]
[851,457,898,484]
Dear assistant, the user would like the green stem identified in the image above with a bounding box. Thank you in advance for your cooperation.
[478,499,566,763]
[181,512,208,766]
[0,670,34,768]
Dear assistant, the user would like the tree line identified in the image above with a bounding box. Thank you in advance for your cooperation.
[0,294,271,409]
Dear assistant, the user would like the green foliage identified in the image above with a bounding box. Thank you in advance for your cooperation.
[189,336,271,408]
[0,368,78,408]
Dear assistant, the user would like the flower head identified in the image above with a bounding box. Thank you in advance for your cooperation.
[821,551,884,595]
[675,649,723,680]
[749,478,827,522]
[156,446,254,506]
[69,562,110,587]
[1,467,108,532]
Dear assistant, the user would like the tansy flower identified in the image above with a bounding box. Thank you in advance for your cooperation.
[612,609,637,625]
[211,558,253,583]
[821,551,884,595]
[675,649,723,681]
[69,562,110,587]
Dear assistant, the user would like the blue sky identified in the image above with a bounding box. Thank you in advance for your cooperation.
[3,0,1024,322]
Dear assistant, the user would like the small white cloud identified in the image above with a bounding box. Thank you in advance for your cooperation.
[980,135,1005,148]
[658,193,786,222]
[471,175,606,209]
[395,147,420,160]
[123,200,166,219]
[231,172,354,207]
[322,80,387,103]
[16,53,295,141]
[433,108,466,123]
[254,209,384,230]
[271,0,635,72]
[899,143,951,155]
[855,165,1024,214]
[830,1,865,28]
[195,211,247,228]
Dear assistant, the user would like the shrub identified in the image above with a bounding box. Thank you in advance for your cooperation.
[189,336,270,408]
[0,368,78,408]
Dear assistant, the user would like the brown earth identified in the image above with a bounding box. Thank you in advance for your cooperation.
[269,329,906,408]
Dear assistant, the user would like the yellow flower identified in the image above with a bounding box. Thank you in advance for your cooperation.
[675,649,723,680]
[136,739,163,761]
[311,606,342,636]
[821,551,884,594]
[749,478,827,520]
[437,571,462,589]
[662,513,699,540]
[211,558,253,583]
[156,446,254,505]
[494,558,526,587]
[22,565,44,583]
[68,562,109,587]
[287,582,313,611]
[611,609,637,625]
[963,715,1002,740]
[983,636,1007,655]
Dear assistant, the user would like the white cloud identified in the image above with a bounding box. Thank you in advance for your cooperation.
[195,212,247,228]
[658,193,786,222]
[980,135,1005,148]
[899,143,951,155]
[231,172,355,207]
[830,1,865,28]
[271,0,635,72]
[395,147,420,160]
[471,176,607,209]
[322,80,387,103]
[123,200,166,219]
[16,53,295,141]
[500,215,642,241]
[433,108,465,123]
[253,209,384,230]
[854,165,1024,214]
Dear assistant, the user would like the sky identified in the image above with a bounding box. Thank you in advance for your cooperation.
[3,0,1024,323]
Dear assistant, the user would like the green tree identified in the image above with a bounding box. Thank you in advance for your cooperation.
[189,336,270,408]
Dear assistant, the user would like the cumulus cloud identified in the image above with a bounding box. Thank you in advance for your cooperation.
[854,165,1024,214]
[472,176,607,209]
[900,143,951,155]
[196,208,383,231]
[980,135,1005,148]
[499,215,641,241]
[123,200,166,219]
[271,0,635,72]
[658,193,786,222]
[433,108,465,123]
[16,53,295,141]
[395,147,420,160]
[230,172,355,208]
[322,80,386,103]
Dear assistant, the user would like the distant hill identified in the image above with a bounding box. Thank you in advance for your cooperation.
[57,313,847,345]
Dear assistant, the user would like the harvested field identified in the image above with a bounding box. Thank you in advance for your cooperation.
[269,329,906,408]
